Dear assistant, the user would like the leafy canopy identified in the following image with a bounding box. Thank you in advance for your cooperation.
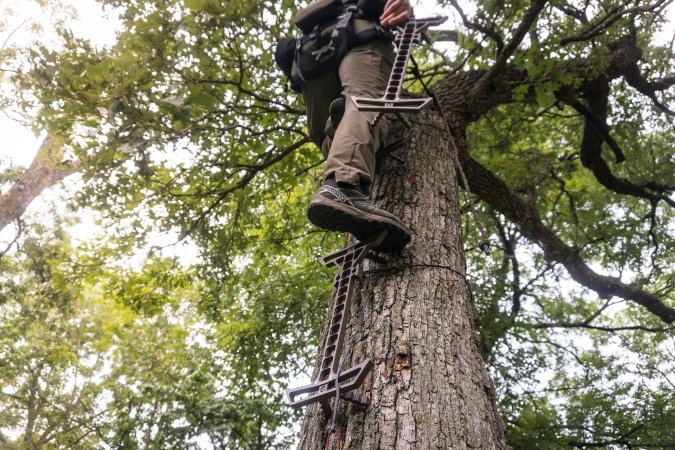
[1,0,674,448]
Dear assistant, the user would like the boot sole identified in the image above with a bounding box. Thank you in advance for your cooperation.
[307,195,411,253]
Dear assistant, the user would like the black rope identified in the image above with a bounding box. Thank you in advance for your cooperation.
[363,262,469,285]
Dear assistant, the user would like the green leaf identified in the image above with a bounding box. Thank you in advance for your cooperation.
[185,0,207,12]
[535,86,556,108]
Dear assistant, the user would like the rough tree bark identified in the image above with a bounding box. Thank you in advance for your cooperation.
[294,31,675,445]
[0,136,75,232]
[296,109,508,449]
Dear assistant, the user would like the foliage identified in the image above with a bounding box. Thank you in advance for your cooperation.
[0,217,324,448]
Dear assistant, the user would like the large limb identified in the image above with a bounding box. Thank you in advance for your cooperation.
[572,79,675,207]
[560,39,675,205]
[607,37,675,116]
[449,40,675,208]
[623,71,675,117]
[430,36,674,319]
[463,156,675,323]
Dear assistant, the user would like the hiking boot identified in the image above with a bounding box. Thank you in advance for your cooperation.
[328,97,345,130]
[307,182,411,252]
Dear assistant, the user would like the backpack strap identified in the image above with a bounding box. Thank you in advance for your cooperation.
[331,4,358,40]
[292,37,307,86]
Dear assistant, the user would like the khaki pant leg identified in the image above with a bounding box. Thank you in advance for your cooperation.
[323,37,394,189]
[302,71,342,159]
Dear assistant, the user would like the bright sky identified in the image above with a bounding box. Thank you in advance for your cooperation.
[1,0,120,167]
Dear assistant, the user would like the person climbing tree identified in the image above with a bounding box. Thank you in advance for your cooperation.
[277,0,414,252]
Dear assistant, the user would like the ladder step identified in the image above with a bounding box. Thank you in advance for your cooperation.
[351,96,432,113]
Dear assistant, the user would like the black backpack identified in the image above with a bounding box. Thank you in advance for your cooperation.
[275,0,391,93]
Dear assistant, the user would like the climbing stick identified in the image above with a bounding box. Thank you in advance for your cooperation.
[285,231,387,410]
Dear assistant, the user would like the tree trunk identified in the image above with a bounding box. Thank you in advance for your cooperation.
[297,111,508,449]
[0,136,76,232]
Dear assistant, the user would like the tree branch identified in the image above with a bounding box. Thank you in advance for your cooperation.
[0,136,79,233]
[568,422,648,448]
[575,79,675,207]
[447,0,504,54]
[566,97,625,163]
[494,217,522,317]
[560,0,673,46]
[553,4,589,24]
[0,218,22,258]
[188,76,305,115]
[518,321,674,333]
[621,65,675,116]
[470,0,549,102]
[178,138,309,240]
[463,157,675,323]
[515,297,675,332]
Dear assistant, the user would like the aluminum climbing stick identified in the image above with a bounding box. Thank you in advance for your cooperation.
[285,230,387,410]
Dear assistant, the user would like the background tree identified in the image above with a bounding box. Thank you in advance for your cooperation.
[1,0,674,448]
[0,0,79,231]
[0,216,308,448]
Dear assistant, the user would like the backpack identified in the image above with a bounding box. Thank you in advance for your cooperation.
[275,0,391,93]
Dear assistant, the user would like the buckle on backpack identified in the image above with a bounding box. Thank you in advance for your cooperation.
[311,41,336,61]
